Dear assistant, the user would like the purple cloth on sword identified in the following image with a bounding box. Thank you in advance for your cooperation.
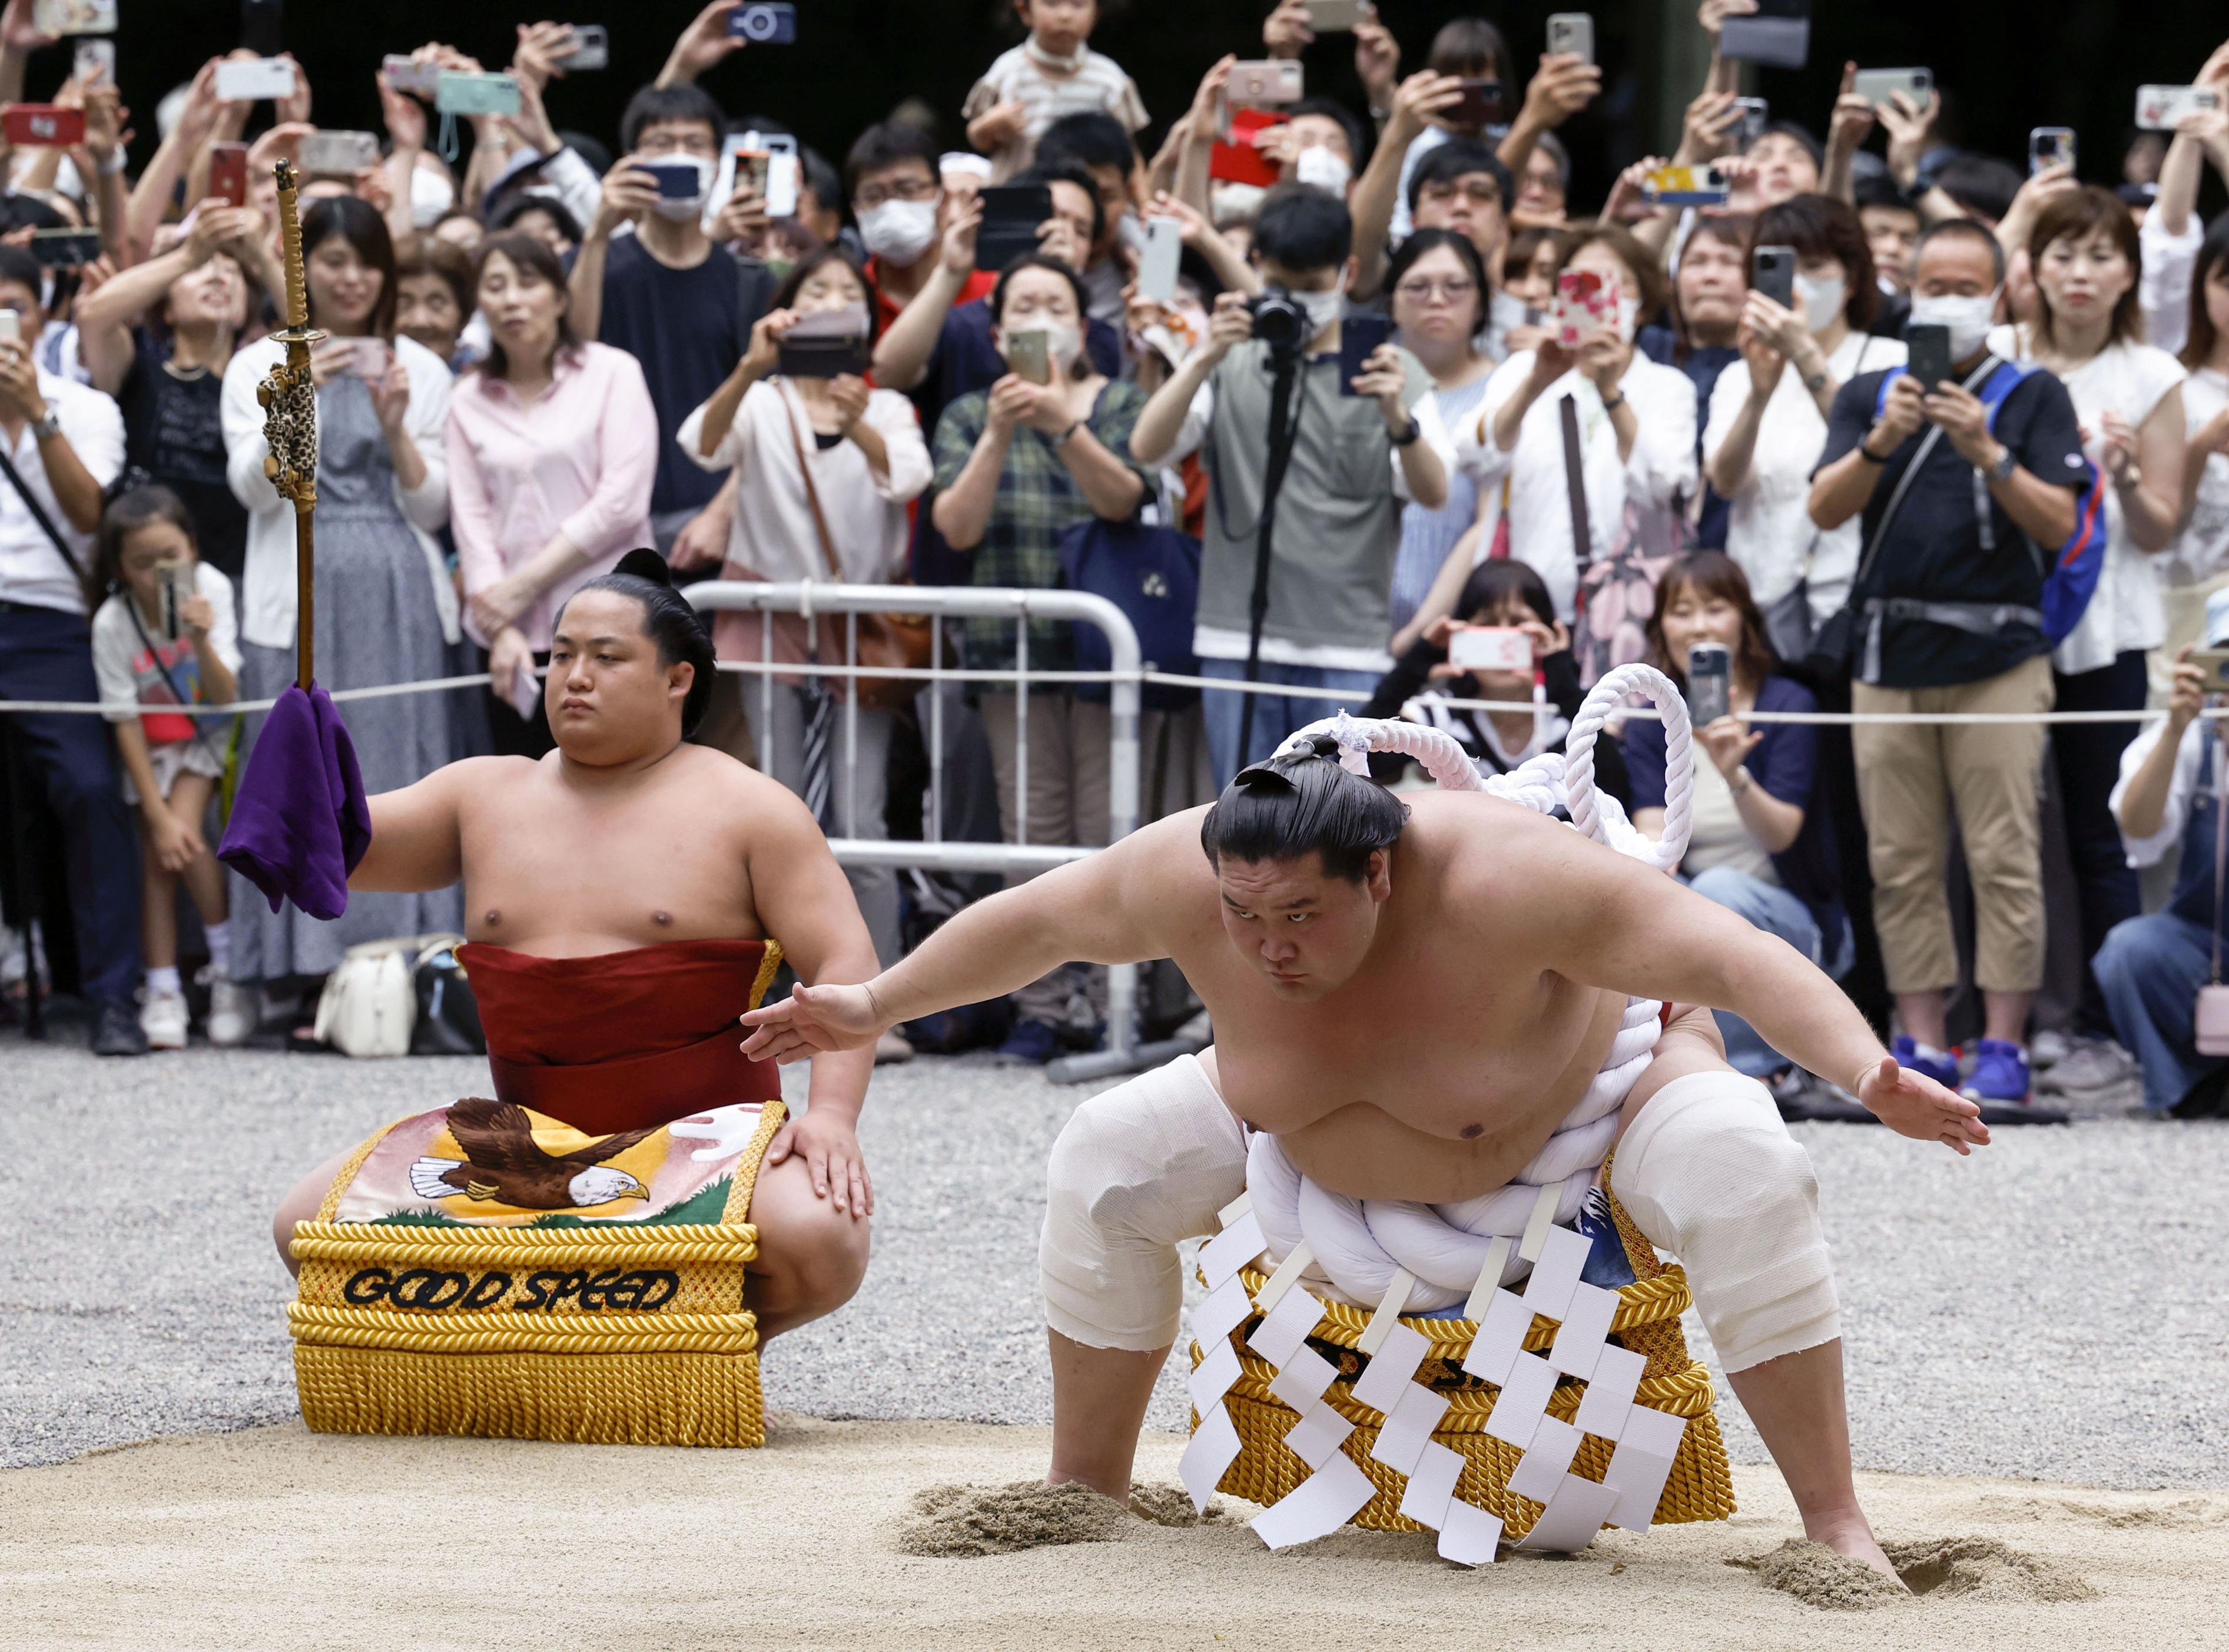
[217,681,372,920]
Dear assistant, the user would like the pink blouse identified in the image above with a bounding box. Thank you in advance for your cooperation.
[446,340,659,651]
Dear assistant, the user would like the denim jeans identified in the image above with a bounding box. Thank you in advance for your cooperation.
[1198,658,1382,785]
[2094,911,2219,1111]
[1684,864,1830,1078]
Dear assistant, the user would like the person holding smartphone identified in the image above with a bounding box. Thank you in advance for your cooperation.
[1705,195,1904,657]
[678,246,930,1003]
[447,233,658,760]
[1626,552,1843,1096]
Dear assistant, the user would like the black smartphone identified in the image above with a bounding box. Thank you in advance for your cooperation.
[29,228,99,267]
[1448,78,1503,132]
[1752,244,1796,310]
[1720,0,1807,69]
[974,184,1053,272]
[1907,323,1952,390]
[1338,315,1392,399]
[775,308,871,379]
[240,0,282,55]
[1686,643,1732,727]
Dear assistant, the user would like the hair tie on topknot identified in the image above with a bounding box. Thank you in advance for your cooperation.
[614,547,673,586]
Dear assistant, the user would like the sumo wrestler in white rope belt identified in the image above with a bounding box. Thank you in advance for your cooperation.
[744,664,1991,1580]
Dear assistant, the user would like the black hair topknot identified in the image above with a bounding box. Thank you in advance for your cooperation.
[561,549,716,736]
[1200,736,1409,883]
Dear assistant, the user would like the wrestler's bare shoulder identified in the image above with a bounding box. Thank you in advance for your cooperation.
[1395,788,1621,907]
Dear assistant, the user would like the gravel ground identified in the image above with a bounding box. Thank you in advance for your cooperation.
[3,1023,2224,1488]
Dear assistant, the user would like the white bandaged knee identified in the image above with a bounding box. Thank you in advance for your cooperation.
[1040,1054,1247,1352]
[1610,1070,1839,1373]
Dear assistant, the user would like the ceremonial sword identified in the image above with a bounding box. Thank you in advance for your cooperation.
[256,158,326,691]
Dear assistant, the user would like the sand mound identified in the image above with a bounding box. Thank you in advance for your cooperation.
[897,1480,1131,1557]
[1884,1535,2099,1601]
[1734,1535,2099,1610]
[1127,1481,1235,1527]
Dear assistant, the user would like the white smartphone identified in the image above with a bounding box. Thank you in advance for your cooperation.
[159,560,196,640]
[1545,12,1593,65]
[1448,626,1533,674]
[300,130,379,177]
[73,37,114,84]
[1302,0,1369,29]
[2136,85,2222,131]
[1137,217,1183,304]
[350,339,391,382]
[34,0,114,33]
[0,310,21,346]
[214,57,296,102]
[763,132,801,218]
[1852,68,1931,109]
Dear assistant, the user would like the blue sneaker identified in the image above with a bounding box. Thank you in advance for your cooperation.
[993,1018,1061,1065]
[1961,1038,2031,1104]
[1890,1034,1959,1090]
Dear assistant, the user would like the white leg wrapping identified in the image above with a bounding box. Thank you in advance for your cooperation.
[1040,1054,1248,1352]
[1609,1069,1840,1374]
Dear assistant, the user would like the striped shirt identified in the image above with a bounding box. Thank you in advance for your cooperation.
[963,45,1148,182]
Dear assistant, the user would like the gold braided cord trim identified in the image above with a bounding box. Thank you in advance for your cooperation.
[719,1099,787,1225]
[1231,1262,1692,1361]
[314,1122,401,1222]
[294,1345,767,1447]
[288,1221,759,1266]
[749,939,785,1010]
[287,1303,759,1355]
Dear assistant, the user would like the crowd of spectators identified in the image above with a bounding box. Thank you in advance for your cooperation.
[4,0,2228,1121]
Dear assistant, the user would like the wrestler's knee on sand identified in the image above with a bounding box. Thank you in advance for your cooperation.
[748,1153,874,1339]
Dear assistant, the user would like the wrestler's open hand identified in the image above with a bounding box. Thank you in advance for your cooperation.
[739,981,886,1063]
[1857,1054,1991,1155]
[765,1109,874,1217]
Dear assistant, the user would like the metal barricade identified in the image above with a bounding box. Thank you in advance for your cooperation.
[682,580,1175,1084]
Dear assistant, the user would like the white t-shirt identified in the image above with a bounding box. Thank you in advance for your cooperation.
[1682,756,1778,884]
[90,561,241,797]
[1704,329,1905,616]
[2111,714,2213,869]
[2171,367,2229,589]
[2140,210,2204,361]
[961,45,1147,182]
[1988,332,2186,675]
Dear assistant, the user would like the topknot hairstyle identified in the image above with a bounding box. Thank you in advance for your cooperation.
[1200,736,1411,883]
[560,549,718,737]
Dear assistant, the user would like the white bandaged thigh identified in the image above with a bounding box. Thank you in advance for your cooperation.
[1610,1069,1839,1373]
[1040,1054,1246,1352]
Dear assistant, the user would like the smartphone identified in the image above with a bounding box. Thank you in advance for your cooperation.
[1448,625,1533,674]
[1227,60,1305,107]
[301,130,379,177]
[1686,643,1731,727]
[1302,0,1369,31]
[1137,216,1183,304]
[1719,0,1808,69]
[641,160,706,201]
[1448,78,1504,132]
[436,71,522,118]
[214,57,294,102]
[29,228,100,267]
[1545,12,1593,65]
[34,0,114,34]
[1,105,85,147]
[2029,126,2076,177]
[1733,95,1769,142]
[1210,109,1286,188]
[776,308,871,379]
[239,0,282,54]
[1640,163,1728,207]
[1752,244,1796,310]
[382,54,442,97]
[159,561,197,642]
[1004,329,1051,385]
[1553,267,1616,347]
[2189,647,2229,687]
[1852,68,1931,110]
[209,142,250,208]
[728,2,795,42]
[556,24,608,71]
[975,184,1054,271]
[1906,323,1952,390]
[762,133,800,218]
[1338,314,1392,399]
[73,38,114,84]
[350,339,391,382]
[2135,85,2221,131]
[0,310,24,346]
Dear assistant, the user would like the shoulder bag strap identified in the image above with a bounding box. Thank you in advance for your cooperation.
[0,439,84,578]
[120,592,220,758]
[2213,728,2226,986]
[780,384,844,582]
[1557,392,1592,575]
[1844,362,1992,600]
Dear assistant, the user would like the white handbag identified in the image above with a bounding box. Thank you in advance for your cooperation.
[313,933,461,1059]
[2197,738,2229,1057]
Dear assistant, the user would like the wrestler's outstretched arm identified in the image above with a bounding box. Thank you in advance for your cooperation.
[740,811,1196,1063]
[1518,815,1991,1155]
[346,760,497,891]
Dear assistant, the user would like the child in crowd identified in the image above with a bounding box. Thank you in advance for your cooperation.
[87,486,250,1050]
[963,0,1147,183]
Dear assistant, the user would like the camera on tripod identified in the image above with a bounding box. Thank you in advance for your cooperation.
[1246,287,1313,357]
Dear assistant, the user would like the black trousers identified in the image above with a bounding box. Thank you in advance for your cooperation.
[2051,649,2148,1037]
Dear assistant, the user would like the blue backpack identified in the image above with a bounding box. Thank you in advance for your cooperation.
[1058,514,1201,711]
[1873,359,2107,644]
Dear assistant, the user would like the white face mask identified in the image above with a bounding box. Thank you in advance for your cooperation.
[857,198,939,266]
[1293,286,1344,336]
[647,154,714,220]
[410,165,456,230]
[1010,320,1084,371]
[1614,294,1640,344]
[1907,289,1999,361]
[1795,270,1846,331]
[1293,145,1351,197]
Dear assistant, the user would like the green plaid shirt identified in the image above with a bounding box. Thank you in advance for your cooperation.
[930,379,1153,675]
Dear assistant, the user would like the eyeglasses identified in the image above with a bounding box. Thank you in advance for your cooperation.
[1394,277,1480,304]
[854,178,938,210]
[1419,182,1504,208]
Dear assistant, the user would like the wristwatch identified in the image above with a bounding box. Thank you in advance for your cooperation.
[1048,421,1082,449]
[30,409,61,442]
[1599,392,1627,413]
[1390,414,1422,447]
[1986,444,2017,483]
[1731,766,1755,797]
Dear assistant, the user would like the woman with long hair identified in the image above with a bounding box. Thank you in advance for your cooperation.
[447,231,658,758]
[1627,552,1843,1090]
[219,195,460,996]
